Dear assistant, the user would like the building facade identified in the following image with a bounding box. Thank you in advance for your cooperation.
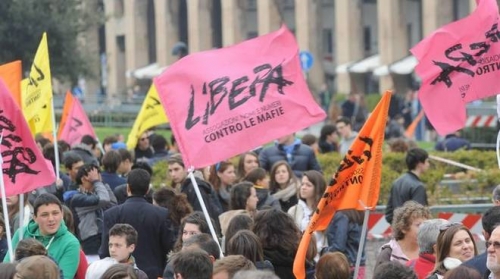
[95,0,482,103]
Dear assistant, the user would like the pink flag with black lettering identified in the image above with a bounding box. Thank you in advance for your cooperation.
[59,93,97,146]
[154,25,326,168]
[0,78,56,197]
[411,0,500,135]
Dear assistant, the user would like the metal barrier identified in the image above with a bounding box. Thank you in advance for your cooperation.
[373,203,492,214]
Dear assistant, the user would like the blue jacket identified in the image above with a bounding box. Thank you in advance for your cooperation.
[462,251,487,277]
[322,211,366,266]
[259,139,321,178]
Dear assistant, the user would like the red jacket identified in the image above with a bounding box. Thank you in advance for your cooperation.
[407,253,436,279]
[74,249,88,279]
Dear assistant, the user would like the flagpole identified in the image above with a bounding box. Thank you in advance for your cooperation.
[187,168,224,258]
[0,133,15,262]
[353,202,371,279]
[50,97,60,179]
[496,130,500,168]
[18,194,24,241]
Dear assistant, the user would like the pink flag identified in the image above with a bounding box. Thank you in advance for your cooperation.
[154,26,326,168]
[411,0,500,135]
[59,94,96,146]
[0,78,56,197]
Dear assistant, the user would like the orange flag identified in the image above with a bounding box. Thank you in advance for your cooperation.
[0,60,22,107]
[293,91,391,279]
[404,110,425,139]
[58,91,75,138]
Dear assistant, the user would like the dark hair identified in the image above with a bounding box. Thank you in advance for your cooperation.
[103,135,118,146]
[173,249,213,279]
[0,263,17,279]
[482,206,500,236]
[101,263,137,279]
[301,170,327,210]
[42,143,62,169]
[208,161,235,190]
[131,161,153,176]
[243,168,267,185]
[224,214,254,252]
[0,216,4,238]
[443,265,481,279]
[109,223,138,246]
[237,152,259,179]
[81,134,97,149]
[63,152,83,170]
[117,148,132,163]
[7,193,29,228]
[373,261,417,279]
[183,233,221,260]
[15,238,47,261]
[170,134,176,147]
[301,134,317,146]
[315,252,350,279]
[230,182,254,210]
[102,150,122,173]
[406,148,429,171]
[62,205,75,234]
[33,193,62,216]
[335,116,351,126]
[151,134,169,152]
[227,230,264,263]
[153,187,193,227]
[167,153,185,168]
[319,124,337,142]
[173,212,210,252]
[35,136,51,149]
[57,140,71,153]
[253,209,300,252]
[127,169,151,196]
[75,163,99,185]
[269,161,298,194]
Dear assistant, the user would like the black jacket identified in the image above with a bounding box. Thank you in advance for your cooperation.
[385,172,428,224]
[263,248,296,279]
[99,196,175,279]
[259,141,321,178]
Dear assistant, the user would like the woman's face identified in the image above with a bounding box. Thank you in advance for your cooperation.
[300,176,315,201]
[275,165,290,186]
[243,155,259,175]
[182,223,201,242]
[246,187,259,211]
[6,195,18,207]
[403,217,425,245]
[218,165,236,186]
[448,229,475,262]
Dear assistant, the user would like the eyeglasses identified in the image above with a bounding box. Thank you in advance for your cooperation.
[487,241,500,250]
[439,222,462,232]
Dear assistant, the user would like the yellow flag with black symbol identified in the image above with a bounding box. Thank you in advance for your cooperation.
[22,32,54,135]
[126,84,169,149]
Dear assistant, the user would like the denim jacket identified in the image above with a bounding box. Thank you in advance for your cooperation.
[321,211,365,265]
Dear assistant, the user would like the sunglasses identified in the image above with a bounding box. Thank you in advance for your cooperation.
[439,222,463,232]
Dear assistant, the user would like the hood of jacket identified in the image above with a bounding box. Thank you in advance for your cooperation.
[25,219,69,240]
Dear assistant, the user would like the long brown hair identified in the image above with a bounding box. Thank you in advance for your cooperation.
[237,152,259,181]
[208,161,234,191]
[269,160,299,193]
[7,193,29,226]
[301,170,326,210]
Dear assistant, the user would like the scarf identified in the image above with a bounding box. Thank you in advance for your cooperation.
[272,180,298,202]
[218,186,231,205]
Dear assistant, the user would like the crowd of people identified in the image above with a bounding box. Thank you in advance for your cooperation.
[0,92,486,279]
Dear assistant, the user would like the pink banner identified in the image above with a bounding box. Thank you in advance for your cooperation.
[0,78,56,197]
[411,0,500,135]
[154,26,326,168]
[59,95,96,146]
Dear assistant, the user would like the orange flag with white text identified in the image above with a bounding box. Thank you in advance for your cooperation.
[293,91,391,279]
[0,60,22,107]
[58,91,75,138]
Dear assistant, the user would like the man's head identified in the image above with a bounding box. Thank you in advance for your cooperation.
[64,153,84,182]
[173,248,213,279]
[108,223,138,263]
[168,154,188,186]
[126,169,151,196]
[482,206,500,240]
[487,226,500,276]
[102,150,122,174]
[81,135,98,156]
[33,194,63,236]
[137,132,150,150]
[117,148,133,176]
[417,219,449,255]
[152,134,169,153]
[493,185,500,205]
[212,255,256,279]
[75,164,100,190]
[183,233,221,260]
[335,117,352,139]
[373,261,417,279]
[405,148,429,173]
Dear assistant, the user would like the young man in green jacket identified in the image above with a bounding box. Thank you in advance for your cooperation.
[4,193,80,279]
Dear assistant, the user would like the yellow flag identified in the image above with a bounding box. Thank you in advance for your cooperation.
[22,33,54,135]
[126,84,169,149]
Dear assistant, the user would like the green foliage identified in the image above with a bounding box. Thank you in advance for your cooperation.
[0,0,104,83]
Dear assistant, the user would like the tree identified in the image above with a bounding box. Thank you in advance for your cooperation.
[0,0,103,84]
